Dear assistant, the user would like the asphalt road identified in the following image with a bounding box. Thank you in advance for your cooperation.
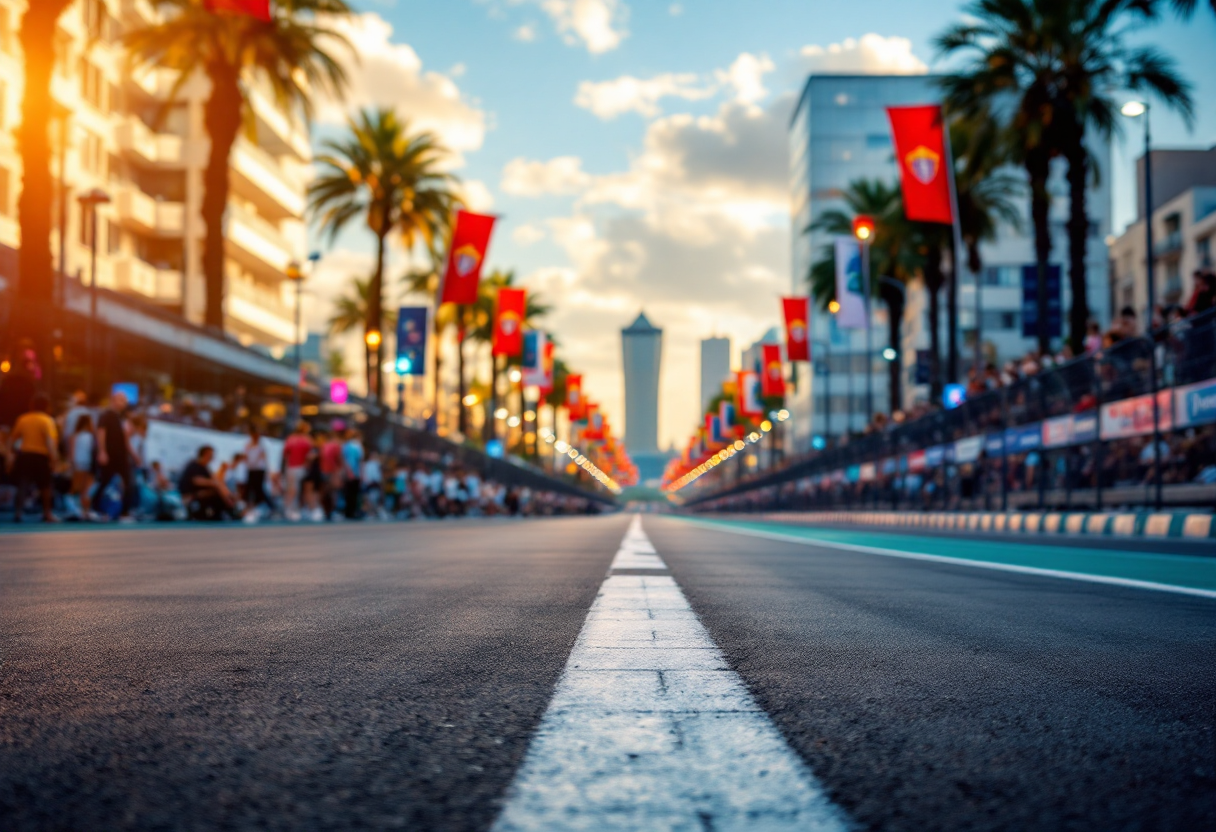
[2,514,1214,831]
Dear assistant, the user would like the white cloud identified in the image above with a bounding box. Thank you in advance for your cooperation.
[574,73,715,119]
[513,23,538,42]
[668,3,682,16]
[315,13,487,163]
[797,33,928,75]
[501,156,593,196]
[457,179,496,213]
[512,223,547,245]
[538,0,629,54]
[715,53,775,107]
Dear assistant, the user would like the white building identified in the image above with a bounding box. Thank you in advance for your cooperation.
[1109,145,1216,317]
[621,311,663,482]
[0,0,307,349]
[699,336,731,414]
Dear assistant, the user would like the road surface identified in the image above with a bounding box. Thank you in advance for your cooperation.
[2,515,1213,830]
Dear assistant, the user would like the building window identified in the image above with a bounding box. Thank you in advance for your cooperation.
[865,134,892,149]
[79,59,105,110]
[981,265,1021,287]
[1197,235,1211,268]
[980,311,1019,331]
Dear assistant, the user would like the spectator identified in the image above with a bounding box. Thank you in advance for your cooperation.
[96,391,135,522]
[282,421,313,521]
[179,446,236,520]
[342,429,364,520]
[7,393,59,523]
[68,413,97,521]
[1186,269,1215,316]
[320,429,344,521]
[244,423,270,518]
[362,451,383,518]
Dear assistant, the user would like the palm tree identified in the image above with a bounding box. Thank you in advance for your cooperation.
[128,0,350,333]
[951,115,1024,373]
[938,0,1192,354]
[1167,0,1216,16]
[14,2,73,334]
[327,275,396,396]
[808,179,921,411]
[310,108,460,404]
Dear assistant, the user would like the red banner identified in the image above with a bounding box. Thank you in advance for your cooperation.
[539,341,555,395]
[782,296,810,362]
[584,404,603,441]
[566,374,584,419]
[440,210,496,305]
[886,105,954,225]
[492,287,526,356]
[736,370,762,417]
[760,344,785,398]
[205,0,271,21]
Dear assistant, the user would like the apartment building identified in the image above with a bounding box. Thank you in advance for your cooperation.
[0,0,307,350]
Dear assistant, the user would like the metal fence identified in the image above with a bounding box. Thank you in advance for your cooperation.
[690,308,1216,513]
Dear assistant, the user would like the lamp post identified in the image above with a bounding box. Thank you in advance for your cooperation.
[77,189,110,397]
[1122,99,1163,511]
[853,215,875,426]
[286,260,304,424]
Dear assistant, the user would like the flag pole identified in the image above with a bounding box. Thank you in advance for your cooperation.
[941,112,970,389]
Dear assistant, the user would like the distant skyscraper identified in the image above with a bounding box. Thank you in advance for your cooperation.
[700,337,732,414]
[621,312,663,460]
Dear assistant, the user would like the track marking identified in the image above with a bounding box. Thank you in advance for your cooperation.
[683,518,1216,600]
[491,515,848,832]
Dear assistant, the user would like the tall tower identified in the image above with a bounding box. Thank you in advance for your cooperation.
[700,337,732,413]
[621,311,663,458]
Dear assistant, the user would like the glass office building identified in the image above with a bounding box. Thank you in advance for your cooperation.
[788,74,1111,451]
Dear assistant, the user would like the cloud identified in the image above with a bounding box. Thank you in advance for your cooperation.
[501,156,593,196]
[457,179,496,213]
[715,53,775,107]
[513,23,538,42]
[512,223,547,245]
[574,73,716,119]
[796,33,928,75]
[315,12,487,163]
[538,0,629,54]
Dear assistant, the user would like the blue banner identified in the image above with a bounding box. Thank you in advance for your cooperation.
[1175,377,1216,428]
[985,433,1005,457]
[395,306,429,376]
[1021,264,1062,339]
[1005,423,1042,452]
[1072,412,1099,444]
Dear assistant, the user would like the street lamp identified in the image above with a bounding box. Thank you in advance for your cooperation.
[77,188,110,396]
[1121,99,1163,510]
[286,260,304,423]
[853,214,875,425]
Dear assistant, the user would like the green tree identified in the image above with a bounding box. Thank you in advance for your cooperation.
[128,0,352,332]
[14,1,72,336]
[808,179,922,411]
[310,108,460,404]
[327,275,396,396]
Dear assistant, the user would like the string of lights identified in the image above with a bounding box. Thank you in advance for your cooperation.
[542,431,623,494]
[663,409,790,495]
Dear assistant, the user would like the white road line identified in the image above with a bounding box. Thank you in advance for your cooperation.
[683,518,1216,601]
[492,517,848,832]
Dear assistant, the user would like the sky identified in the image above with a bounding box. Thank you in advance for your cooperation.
[304,0,1216,450]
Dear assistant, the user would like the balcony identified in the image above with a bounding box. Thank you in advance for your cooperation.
[231,140,306,219]
[112,255,182,305]
[1153,231,1183,260]
[226,202,294,276]
[226,276,295,344]
[113,187,185,237]
[248,85,311,161]
[115,117,184,167]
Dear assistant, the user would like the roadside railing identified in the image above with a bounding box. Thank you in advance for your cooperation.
[688,308,1216,513]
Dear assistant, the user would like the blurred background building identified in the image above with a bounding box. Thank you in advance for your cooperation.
[621,311,666,484]
[699,336,731,414]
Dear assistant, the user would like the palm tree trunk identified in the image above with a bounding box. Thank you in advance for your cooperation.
[1065,139,1090,356]
[457,307,468,436]
[486,353,500,444]
[368,228,388,403]
[432,322,443,431]
[947,267,959,384]
[201,60,242,331]
[15,2,72,342]
[1027,151,1053,355]
[882,286,905,413]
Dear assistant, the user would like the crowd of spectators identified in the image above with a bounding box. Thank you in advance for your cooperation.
[0,388,602,525]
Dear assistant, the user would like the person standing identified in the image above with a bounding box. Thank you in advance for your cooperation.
[282,421,313,521]
[341,429,364,520]
[320,429,344,521]
[69,413,97,521]
[96,391,135,521]
[8,394,59,523]
[243,423,269,519]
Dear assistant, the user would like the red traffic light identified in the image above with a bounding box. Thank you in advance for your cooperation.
[852,214,875,241]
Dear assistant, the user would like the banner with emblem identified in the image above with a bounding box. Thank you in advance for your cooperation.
[833,237,868,330]
[440,210,497,305]
[566,374,584,419]
[394,306,429,376]
[205,0,272,20]
[781,296,810,362]
[736,370,763,418]
[760,344,785,398]
[521,330,547,387]
[492,287,526,356]
[886,105,954,225]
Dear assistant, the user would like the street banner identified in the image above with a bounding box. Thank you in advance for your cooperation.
[521,330,547,387]
[539,341,555,395]
[719,400,735,434]
[1174,377,1216,428]
[395,306,428,376]
[439,210,496,305]
[205,0,271,21]
[1100,390,1174,440]
[492,287,526,356]
[585,405,604,441]
[833,237,867,329]
[886,104,954,224]
[736,370,763,417]
[760,344,785,398]
[781,296,811,362]
[1021,265,1062,339]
